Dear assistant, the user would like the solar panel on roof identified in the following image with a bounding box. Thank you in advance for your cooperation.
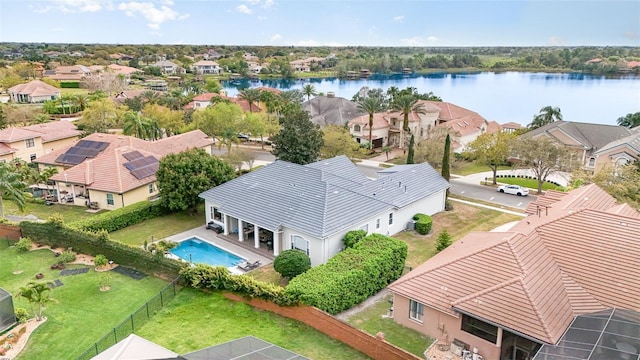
[123,151,144,161]
[55,153,87,165]
[76,140,108,151]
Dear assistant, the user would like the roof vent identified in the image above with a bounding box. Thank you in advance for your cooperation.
[327,92,335,98]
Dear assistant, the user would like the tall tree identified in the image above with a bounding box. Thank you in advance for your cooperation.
[156,148,235,213]
[321,125,363,159]
[467,131,514,184]
[415,128,455,169]
[122,111,149,139]
[192,102,244,152]
[356,96,386,151]
[0,161,27,219]
[80,98,124,134]
[513,136,578,194]
[302,84,318,101]
[616,112,640,129]
[529,106,562,129]
[406,134,415,164]
[271,111,323,165]
[441,133,451,182]
[391,94,425,132]
[237,88,262,113]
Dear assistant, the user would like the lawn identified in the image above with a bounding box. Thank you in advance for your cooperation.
[108,204,205,246]
[346,294,432,358]
[3,200,101,224]
[492,177,565,191]
[59,88,91,96]
[453,161,512,176]
[136,289,370,360]
[0,242,167,360]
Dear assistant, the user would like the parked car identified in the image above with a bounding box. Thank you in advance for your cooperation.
[496,185,529,196]
[206,221,224,233]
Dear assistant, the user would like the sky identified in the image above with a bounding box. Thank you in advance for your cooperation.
[0,0,639,46]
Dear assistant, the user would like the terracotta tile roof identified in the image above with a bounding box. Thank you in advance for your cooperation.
[193,93,219,102]
[389,184,640,345]
[0,127,42,142]
[502,122,523,130]
[436,116,487,136]
[107,63,143,75]
[384,110,422,123]
[193,60,219,66]
[45,131,213,193]
[8,80,60,97]
[0,143,17,155]
[348,113,390,130]
[255,87,282,95]
[22,121,81,143]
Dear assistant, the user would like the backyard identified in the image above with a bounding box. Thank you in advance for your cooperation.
[3,200,100,224]
[0,241,167,360]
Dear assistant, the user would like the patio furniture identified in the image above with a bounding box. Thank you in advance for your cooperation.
[237,260,261,271]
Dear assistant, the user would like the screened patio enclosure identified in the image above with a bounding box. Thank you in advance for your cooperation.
[0,287,16,333]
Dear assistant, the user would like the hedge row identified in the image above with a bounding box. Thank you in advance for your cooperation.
[285,234,407,314]
[413,213,433,235]
[70,200,166,233]
[180,264,296,305]
[495,174,561,186]
[20,220,183,279]
[60,81,80,88]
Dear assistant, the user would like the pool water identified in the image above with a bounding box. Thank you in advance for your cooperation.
[170,238,244,267]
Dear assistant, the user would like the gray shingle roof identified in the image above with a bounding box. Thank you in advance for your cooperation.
[302,96,364,127]
[199,156,449,238]
[526,121,631,150]
[595,130,640,155]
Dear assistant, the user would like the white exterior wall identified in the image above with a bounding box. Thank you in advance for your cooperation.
[391,190,447,233]
[350,126,388,145]
[457,130,482,153]
[281,227,324,266]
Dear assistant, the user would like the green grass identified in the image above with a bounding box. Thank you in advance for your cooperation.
[347,294,432,357]
[453,161,512,176]
[493,177,565,191]
[4,199,101,223]
[0,242,166,360]
[108,204,205,246]
[136,289,370,360]
[59,88,90,95]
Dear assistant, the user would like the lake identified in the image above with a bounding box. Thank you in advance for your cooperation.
[222,72,640,126]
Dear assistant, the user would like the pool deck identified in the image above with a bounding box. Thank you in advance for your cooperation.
[164,225,274,274]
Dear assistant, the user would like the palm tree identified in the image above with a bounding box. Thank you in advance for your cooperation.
[0,162,26,218]
[73,94,90,111]
[141,90,160,105]
[146,118,163,140]
[529,106,562,129]
[616,112,640,129]
[122,111,149,139]
[356,96,386,151]
[16,282,54,320]
[38,167,58,196]
[238,88,262,113]
[302,84,317,101]
[391,94,426,132]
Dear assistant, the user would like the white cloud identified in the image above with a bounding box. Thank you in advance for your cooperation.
[263,0,274,8]
[117,1,188,30]
[243,0,260,4]
[548,36,565,46]
[427,36,438,43]
[392,15,404,23]
[236,4,252,14]
[45,0,107,13]
[400,36,423,46]
[270,34,282,42]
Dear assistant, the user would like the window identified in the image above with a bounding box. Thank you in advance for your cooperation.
[354,124,361,132]
[588,157,595,167]
[25,138,35,148]
[106,193,114,206]
[409,300,424,322]
[291,235,309,255]
[148,184,154,193]
[212,207,223,222]
[388,213,393,225]
[30,154,36,162]
[461,314,498,344]
[376,218,380,229]
[360,224,369,233]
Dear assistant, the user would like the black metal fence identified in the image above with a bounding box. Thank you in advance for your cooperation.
[75,278,180,360]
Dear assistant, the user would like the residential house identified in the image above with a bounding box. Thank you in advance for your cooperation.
[153,60,183,75]
[242,53,259,62]
[8,80,61,103]
[303,93,365,127]
[349,113,391,148]
[388,184,640,360]
[523,121,632,170]
[203,49,222,60]
[0,121,81,163]
[199,156,449,265]
[112,90,149,105]
[34,130,213,210]
[348,100,500,151]
[247,61,263,74]
[188,92,261,112]
[43,65,92,81]
[289,59,311,72]
[501,122,523,134]
[191,60,222,74]
[591,129,640,172]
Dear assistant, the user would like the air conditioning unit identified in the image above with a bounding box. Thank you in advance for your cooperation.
[406,219,417,231]
[450,342,463,356]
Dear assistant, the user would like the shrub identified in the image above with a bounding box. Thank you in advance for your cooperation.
[14,308,29,323]
[435,229,452,252]
[15,237,32,252]
[57,250,76,264]
[342,229,367,249]
[94,254,108,267]
[273,250,311,279]
[60,81,80,88]
[70,200,166,233]
[413,213,433,235]
[285,234,407,314]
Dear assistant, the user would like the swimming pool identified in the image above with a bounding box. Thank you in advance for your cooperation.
[169,237,245,267]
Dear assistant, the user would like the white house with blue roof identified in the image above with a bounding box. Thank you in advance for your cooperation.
[199,156,449,266]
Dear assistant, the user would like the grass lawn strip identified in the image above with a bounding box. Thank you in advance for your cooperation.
[136,289,371,360]
[4,200,100,224]
[0,242,166,360]
[491,176,564,191]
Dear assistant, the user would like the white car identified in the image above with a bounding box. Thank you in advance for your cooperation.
[497,185,529,196]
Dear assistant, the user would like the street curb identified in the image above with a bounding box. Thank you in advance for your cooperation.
[449,198,527,217]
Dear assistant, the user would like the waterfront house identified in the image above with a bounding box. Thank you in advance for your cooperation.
[8,80,61,104]
[191,60,222,74]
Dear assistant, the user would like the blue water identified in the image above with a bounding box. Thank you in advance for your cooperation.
[170,238,244,267]
[222,72,640,126]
